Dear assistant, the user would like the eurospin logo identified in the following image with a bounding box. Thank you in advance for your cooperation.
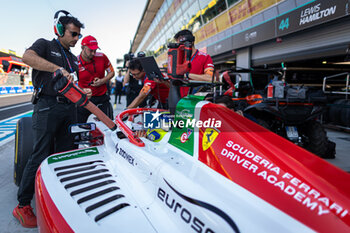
[143,110,222,129]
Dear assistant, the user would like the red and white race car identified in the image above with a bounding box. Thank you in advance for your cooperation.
[15,95,350,232]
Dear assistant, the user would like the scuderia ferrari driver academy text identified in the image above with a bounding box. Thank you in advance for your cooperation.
[221,140,349,218]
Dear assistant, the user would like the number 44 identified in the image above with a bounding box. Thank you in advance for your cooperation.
[279,17,289,31]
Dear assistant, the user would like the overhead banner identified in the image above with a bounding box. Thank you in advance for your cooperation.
[207,37,233,56]
[207,0,349,56]
[232,19,276,50]
[276,0,349,37]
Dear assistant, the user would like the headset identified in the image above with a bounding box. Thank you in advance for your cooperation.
[54,10,72,37]
[178,34,195,44]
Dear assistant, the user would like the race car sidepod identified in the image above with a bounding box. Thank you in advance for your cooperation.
[35,95,350,233]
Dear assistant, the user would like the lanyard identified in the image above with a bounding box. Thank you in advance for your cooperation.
[191,49,198,62]
[55,39,74,73]
[79,55,96,76]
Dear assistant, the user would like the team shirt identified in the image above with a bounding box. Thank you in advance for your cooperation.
[140,75,169,104]
[180,49,214,97]
[78,52,114,96]
[29,38,79,96]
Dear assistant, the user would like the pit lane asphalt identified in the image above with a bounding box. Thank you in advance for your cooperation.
[0,95,127,232]
[0,95,349,232]
[0,94,33,121]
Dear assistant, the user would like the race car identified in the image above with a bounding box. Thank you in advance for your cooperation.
[15,94,350,233]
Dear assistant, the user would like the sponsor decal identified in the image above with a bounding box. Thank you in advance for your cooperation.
[116,144,135,166]
[202,128,220,151]
[299,3,336,26]
[1,87,8,94]
[48,147,99,164]
[220,140,349,218]
[177,109,193,119]
[50,51,61,57]
[244,31,257,42]
[158,179,240,233]
[180,129,193,144]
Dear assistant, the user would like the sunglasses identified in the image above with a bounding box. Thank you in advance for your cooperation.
[130,71,142,76]
[68,30,83,39]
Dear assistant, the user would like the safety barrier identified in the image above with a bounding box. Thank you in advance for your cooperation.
[0,73,33,95]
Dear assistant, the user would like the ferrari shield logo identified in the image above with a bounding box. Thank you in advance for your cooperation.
[202,128,219,151]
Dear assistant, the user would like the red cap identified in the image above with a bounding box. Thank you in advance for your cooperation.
[81,35,99,50]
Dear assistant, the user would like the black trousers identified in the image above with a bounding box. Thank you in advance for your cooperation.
[114,82,123,104]
[17,97,76,206]
[77,94,113,123]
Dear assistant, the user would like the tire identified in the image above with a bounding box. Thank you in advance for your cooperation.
[340,100,350,127]
[301,121,330,158]
[14,117,33,186]
[256,118,271,130]
[328,99,346,125]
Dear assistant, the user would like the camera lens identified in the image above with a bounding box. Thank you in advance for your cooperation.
[137,51,145,57]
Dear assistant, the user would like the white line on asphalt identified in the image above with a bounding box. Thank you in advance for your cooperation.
[0,110,32,124]
[0,93,32,98]
[0,102,32,112]
[0,111,32,147]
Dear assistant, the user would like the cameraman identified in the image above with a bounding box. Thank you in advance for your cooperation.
[123,51,147,106]
[174,30,214,97]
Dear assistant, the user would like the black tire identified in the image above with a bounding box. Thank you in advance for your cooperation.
[328,99,346,125]
[340,100,350,127]
[256,118,271,130]
[301,121,330,158]
[14,117,33,186]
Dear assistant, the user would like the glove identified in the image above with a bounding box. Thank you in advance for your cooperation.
[53,68,68,92]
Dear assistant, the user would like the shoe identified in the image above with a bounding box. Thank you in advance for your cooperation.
[118,102,121,104]
[13,205,37,228]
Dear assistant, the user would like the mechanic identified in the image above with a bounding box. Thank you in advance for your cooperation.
[123,52,147,107]
[173,30,214,97]
[77,35,115,122]
[126,58,169,109]
[13,11,85,228]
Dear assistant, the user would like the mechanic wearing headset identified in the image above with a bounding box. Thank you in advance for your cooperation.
[13,11,85,228]
[174,30,214,97]
[126,58,169,109]
[77,35,115,122]
[123,52,148,107]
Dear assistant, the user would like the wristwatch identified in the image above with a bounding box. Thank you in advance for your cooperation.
[185,72,189,79]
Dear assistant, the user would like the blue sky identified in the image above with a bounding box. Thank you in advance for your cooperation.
[0,0,147,67]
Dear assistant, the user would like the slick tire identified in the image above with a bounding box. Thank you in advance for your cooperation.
[301,121,329,158]
[328,99,346,125]
[256,118,271,130]
[14,117,33,186]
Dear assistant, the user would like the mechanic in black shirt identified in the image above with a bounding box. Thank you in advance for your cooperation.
[12,10,86,228]
[123,52,148,107]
